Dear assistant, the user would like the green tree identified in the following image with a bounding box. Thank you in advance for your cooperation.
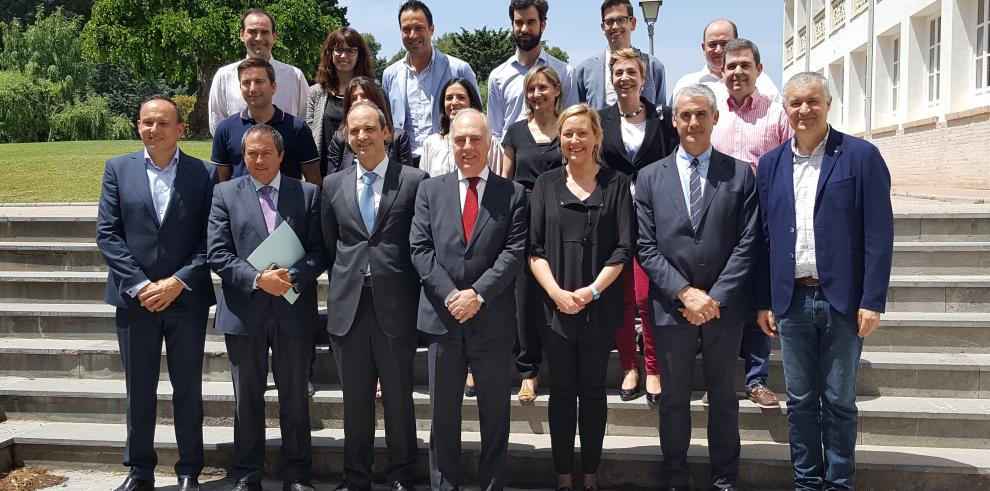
[0,7,92,103]
[432,28,569,79]
[0,70,55,142]
[1,0,93,24]
[82,0,347,137]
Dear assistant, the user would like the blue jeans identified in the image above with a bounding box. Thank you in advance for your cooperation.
[778,285,864,490]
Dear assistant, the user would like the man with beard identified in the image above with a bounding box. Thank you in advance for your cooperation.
[487,0,577,141]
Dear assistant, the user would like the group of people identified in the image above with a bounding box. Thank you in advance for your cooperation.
[95,1,895,491]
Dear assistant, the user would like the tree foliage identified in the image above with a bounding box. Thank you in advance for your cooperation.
[50,95,135,141]
[0,7,92,103]
[1,0,93,24]
[0,70,54,143]
[89,62,183,122]
[430,28,570,80]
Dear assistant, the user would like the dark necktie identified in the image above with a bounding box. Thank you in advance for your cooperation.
[462,177,481,241]
[689,158,703,230]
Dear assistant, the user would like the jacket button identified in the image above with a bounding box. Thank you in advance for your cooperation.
[789,253,795,259]
[789,226,795,233]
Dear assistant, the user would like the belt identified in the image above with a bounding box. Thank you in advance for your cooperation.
[795,276,820,287]
[362,275,373,287]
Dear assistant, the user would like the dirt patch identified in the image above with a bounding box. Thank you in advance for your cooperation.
[0,467,68,491]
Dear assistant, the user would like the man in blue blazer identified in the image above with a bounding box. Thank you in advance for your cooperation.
[636,84,760,491]
[410,109,528,491]
[97,96,216,491]
[382,1,479,164]
[755,72,893,490]
[207,124,326,491]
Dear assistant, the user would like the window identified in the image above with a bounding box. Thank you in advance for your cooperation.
[892,37,900,113]
[978,0,990,92]
[928,16,942,105]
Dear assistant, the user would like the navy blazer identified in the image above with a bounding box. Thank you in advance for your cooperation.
[321,159,428,338]
[636,148,760,327]
[207,174,326,336]
[97,150,216,311]
[409,171,529,339]
[756,130,893,317]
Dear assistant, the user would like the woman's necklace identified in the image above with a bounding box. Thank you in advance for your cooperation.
[619,104,644,118]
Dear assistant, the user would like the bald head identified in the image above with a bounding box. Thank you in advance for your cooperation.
[450,109,492,177]
[702,19,738,74]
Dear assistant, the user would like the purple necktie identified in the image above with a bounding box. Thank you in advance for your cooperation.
[258,186,276,234]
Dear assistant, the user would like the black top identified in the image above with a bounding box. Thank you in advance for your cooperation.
[529,166,633,338]
[319,95,345,176]
[598,97,678,182]
[502,119,563,190]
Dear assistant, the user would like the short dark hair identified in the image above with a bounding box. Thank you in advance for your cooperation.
[723,38,761,66]
[437,78,483,136]
[702,19,738,41]
[237,58,276,84]
[510,0,548,21]
[398,1,433,27]
[240,8,276,34]
[241,124,284,154]
[600,0,634,20]
[139,95,183,124]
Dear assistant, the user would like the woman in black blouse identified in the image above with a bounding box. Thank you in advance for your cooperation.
[529,104,633,491]
[501,65,564,403]
[325,76,413,172]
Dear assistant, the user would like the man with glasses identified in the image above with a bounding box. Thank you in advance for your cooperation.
[208,8,309,135]
[671,19,781,106]
[574,0,667,110]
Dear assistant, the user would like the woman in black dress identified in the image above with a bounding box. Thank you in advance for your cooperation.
[529,104,633,491]
[501,65,564,403]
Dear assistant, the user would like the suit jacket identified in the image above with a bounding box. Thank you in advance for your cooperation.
[207,174,326,336]
[599,98,679,181]
[321,159,428,337]
[755,130,893,317]
[410,171,529,339]
[97,150,216,311]
[636,148,760,327]
[575,49,667,110]
[382,50,479,135]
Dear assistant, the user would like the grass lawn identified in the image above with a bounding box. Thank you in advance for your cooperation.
[0,140,213,203]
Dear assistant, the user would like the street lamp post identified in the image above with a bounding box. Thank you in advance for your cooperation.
[639,0,662,56]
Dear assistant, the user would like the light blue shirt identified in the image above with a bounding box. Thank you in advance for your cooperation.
[675,145,712,210]
[486,48,578,141]
[403,50,438,157]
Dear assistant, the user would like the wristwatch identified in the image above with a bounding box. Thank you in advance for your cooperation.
[590,284,601,301]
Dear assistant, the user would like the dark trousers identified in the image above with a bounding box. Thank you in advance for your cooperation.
[428,328,514,491]
[225,317,313,483]
[655,320,743,488]
[513,266,544,379]
[740,317,772,388]
[541,325,614,475]
[116,307,207,480]
[330,286,418,487]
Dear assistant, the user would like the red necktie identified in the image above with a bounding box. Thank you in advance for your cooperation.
[462,177,480,241]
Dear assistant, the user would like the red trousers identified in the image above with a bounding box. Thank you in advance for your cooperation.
[615,259,658,375]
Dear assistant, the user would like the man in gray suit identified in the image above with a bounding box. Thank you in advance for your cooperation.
[207,124,326,491]
[321,102,428,491]
[409,109,529,491]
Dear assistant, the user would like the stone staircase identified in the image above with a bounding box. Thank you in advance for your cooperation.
[0,201,988,490]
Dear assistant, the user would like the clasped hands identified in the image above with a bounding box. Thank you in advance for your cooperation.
[550,286,595,315]
[448,288,482,323]
[258,268,294,297]
[677,286,720,326]
[756,308,882,339]
[137,276,184,312]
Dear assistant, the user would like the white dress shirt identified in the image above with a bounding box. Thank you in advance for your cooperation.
[671,64,782,105]
[674,145,712,211]
[207,56,309,135]
[792,129,829,279]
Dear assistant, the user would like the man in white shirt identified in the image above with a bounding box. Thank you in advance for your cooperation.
[207,8,308,135]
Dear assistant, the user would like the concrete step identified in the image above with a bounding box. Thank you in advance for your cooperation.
[5,421,989,489]
[1,377,989,449]
[0,337,987,399]
[894,212,990,242]
[0,241,104,271]
[0,209,97,242]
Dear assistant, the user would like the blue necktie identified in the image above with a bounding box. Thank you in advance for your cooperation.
[359,172,378,234]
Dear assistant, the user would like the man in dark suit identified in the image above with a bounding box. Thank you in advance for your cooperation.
[755,72,893,490]
[635,84,760,491]
[207,124,326,491]
[97,96,215,491]
[409,109,528,491]
[320,102,427,491]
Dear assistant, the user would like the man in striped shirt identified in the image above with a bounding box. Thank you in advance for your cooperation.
[711,38,793,410]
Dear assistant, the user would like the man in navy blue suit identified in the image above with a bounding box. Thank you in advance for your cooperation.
[208,124,326,491]
[755,72,893,490]
[97,96,216,491]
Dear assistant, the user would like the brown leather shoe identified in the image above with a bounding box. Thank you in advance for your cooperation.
[746,383,780,408]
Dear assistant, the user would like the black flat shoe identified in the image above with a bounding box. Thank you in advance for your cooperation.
[646,391,661,408]
[619,386,641,401]
[464,384,476,398]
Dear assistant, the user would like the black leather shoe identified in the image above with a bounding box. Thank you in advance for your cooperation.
[114,477,154,491]
[178,476,201,491]
[646,391,661,408]
[284,480,316,491]
[391,481,417,491]
[334,481,372,491]
[231,479,263,491]
[618,386,641,401]
[464,383,476,397]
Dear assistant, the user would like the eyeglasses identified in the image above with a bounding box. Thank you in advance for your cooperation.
[705,40,730,50]
[602,16,633,28]
[333,47,359,56]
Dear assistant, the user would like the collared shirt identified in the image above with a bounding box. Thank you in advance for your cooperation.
[211,106,319,180]
[250,171,282,209]
[356,156,388,275]
[457,165,490,212]
[403,50,438,156]
[671,64,782,105]
[675,145,712,211]
[792,129,830,279]
[207,56,309,135]
[487,48,578,141]
[711,89,794,174]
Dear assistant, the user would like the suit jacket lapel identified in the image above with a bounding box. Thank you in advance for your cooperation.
[239,177,270,239]
[660,157,691,229]
[635,106,661,165]
[131,153,161,227]
[447,173,467,245]
[698,151,727,226]
[602,107,630,168]
[777,141,797,225]
[466,176,499,251]
[276,177,297,230]
[158,152,193,229]
[340,165,365,235]
[370,160,401,237]
[814,131,843,214]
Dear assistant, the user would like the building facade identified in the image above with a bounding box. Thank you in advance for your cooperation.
[783,0,990,190]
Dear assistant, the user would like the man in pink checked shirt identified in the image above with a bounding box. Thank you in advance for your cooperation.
[710,38,793,410]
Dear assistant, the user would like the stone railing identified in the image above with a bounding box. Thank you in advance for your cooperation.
[785,37,794,66]
[854,0,869,15]
[813,10,827,45]
[798,27,808,55]
[832,0,846,31]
